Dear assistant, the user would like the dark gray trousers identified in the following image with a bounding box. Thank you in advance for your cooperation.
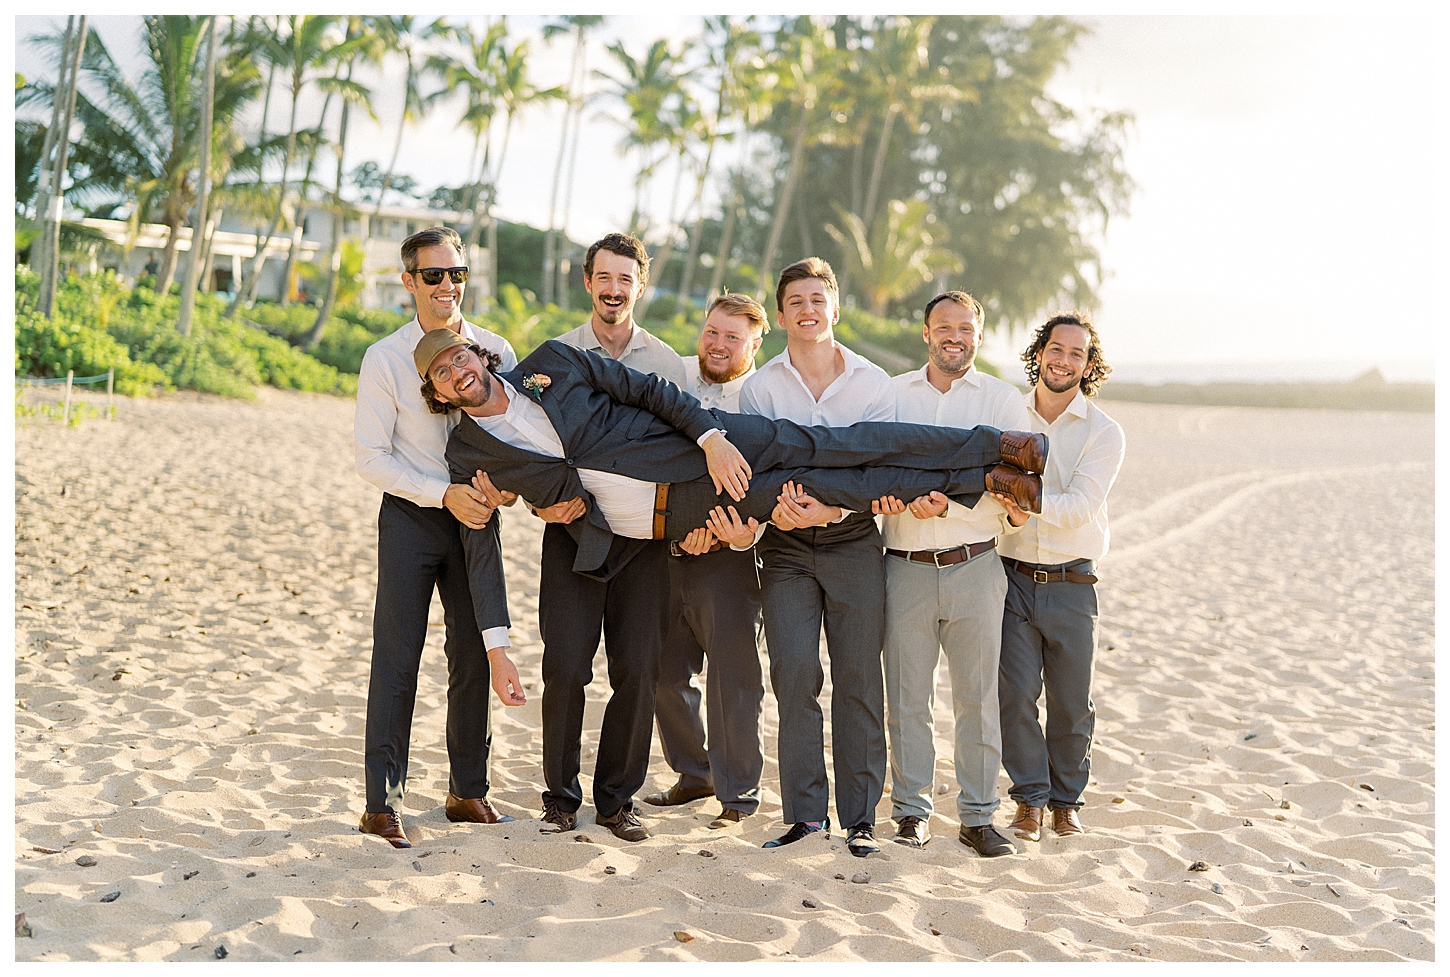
[365,494,493,813]
[998,558,1098,810]
[538,523,670,819]
[757,516,887,828]
[655,547,765,813]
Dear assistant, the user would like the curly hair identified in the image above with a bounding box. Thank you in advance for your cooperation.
[1020,312,1113,397]
[420,344,502,414]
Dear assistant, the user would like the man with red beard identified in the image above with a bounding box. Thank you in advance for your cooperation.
[643,294,770,829]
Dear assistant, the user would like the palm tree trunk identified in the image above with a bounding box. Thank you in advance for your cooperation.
[556,48,590,310]
[199,207,223,292]
[706,169,741,300]
[30,14,73,278]
[309,54,358,349]
[674,134,718,317]
[38,15,87,319]
[227,89,299,317]
[480,113,515,308]
[638,145,690,320]
[280,90,334,306]
[757,99,810,301]
[540,82,574,305]
[155,218,183,295]
[177,15,217,336]
[372,57,414,223]
[861,100,898,234]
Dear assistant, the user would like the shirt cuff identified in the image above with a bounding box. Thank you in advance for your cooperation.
[831,507,854,524]
[482,626,511,650]
[696,428,726,447]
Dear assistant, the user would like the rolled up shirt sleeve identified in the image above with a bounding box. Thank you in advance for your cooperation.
[354,346,453,507]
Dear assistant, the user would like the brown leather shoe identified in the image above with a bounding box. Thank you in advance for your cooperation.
[539,800,578,833]
[1051,807,1084,836]
[1008,803,1043,842]
[641,783,715,807]
[708,808,751,829]
[445,792,516,824]
[1000,431,1047,474]
[986,465,1042,514]
[597,806,650,842]
[359,811,411,849]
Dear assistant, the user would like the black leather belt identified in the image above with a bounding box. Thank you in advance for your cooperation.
[886,538,996,568]
[1003,557,1098,585]
[668,539,724,557]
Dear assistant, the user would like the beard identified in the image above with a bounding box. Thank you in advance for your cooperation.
[1041,369,1080,394]
[593,293,633,324]
[446,368,493,409]
[698,352,749,385]
[929,341,975,376]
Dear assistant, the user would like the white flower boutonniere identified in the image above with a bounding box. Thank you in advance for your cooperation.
[522,373,552,400]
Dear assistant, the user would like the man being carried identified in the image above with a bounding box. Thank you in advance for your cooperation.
[991,312,1126,843]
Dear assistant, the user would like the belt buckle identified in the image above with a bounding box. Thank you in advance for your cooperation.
[668,541,684,558]
[932,549,948,569]
[1033,569,1049,583]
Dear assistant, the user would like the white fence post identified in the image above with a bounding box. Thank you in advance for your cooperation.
[62,370,74,426]
[107,367,115,419]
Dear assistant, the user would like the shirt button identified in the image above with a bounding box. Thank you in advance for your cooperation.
[567,459,575,466]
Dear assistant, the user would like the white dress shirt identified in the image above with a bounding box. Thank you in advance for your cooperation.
[354,317,517,508]
[739,342,895,425]
[470,378,665,540]
[883,366,1033,551]
[354,316,517,651]
[997,388,1126,566]
[554,320,686,386]
[681,354,753,412]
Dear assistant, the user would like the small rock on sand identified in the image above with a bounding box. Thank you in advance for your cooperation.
[851,873,870,884]
[75,855,96,867]
[1187,861,1210,872]
[100,891,121,903]
[673,930,694,943]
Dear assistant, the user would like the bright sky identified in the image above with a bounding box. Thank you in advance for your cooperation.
[12,11,1446,380]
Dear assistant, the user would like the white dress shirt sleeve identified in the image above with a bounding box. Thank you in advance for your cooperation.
[1038,420,1126,530]
[482,625,510,650]
[353,347,451,507]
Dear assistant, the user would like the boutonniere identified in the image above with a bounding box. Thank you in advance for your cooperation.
[521,373,552,400]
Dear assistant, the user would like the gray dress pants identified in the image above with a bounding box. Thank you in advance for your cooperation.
[654,547,765,813]
[997,559,1098,810]
[757,516,887,829]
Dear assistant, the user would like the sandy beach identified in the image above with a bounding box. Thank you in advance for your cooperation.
[13,388,1434,961]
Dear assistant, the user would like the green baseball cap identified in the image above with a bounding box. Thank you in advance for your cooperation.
[413,328,470,380]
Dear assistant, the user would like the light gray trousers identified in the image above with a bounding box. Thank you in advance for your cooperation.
[883,549,1007,827]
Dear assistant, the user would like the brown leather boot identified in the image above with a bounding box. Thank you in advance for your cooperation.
[359,810,411,848]
[445,792,516,824]
[1008,803,1043,842]
[986,465,1042,514]
[999,431,1047,474]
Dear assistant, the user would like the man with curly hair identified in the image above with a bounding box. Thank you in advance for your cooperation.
[990,311,1125,843]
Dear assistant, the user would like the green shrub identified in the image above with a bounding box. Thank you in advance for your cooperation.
[15,311,169,395]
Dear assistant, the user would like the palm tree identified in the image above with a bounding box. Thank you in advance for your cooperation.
[636,89,701,320]
[823,198,962,316]
[33,15,86,317]
[176,15,218,336]
[307,16,378,348]
[539,15,604,305]
[601,38,687,239]
[368,16,447,222]
[227,15,352,317]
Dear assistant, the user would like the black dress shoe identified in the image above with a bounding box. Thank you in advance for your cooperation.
[893,815,931,849]
[762,818,829,849]
[846,824,880,857]
[539,800,578,833]
[641,783,715,807]
[597,806,650,842]
[959,823,1016,857]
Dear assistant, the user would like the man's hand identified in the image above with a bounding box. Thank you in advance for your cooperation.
[705,504,761,548]
[771,480,842,530]
[487,647,527,706]
[701,430,752,501]
[907,491,950,520]
[471,470,518,509]
[871,495,907,516]
[677,526,718,556]
[443,482,495,530]
[532,496,587,524]
[990,491,1030,527]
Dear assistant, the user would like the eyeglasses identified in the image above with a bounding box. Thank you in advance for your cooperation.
[413,266,469,286]
[430,348,473,384]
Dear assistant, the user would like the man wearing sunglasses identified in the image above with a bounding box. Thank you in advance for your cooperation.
[353,226,519,849]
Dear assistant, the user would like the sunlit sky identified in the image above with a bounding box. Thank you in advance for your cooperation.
[11,8,1446,381]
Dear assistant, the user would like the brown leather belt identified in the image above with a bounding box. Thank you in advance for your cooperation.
[668,539,725,557]
[653,483,669,540]
[1004,557,1098,585]
[886,538,996,568]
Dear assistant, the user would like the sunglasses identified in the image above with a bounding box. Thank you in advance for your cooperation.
[413,266,469,286]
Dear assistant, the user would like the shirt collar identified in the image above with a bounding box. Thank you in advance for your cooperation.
[904,363,982,391]
[581,321,646,353]
[1023,385,1090,421]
